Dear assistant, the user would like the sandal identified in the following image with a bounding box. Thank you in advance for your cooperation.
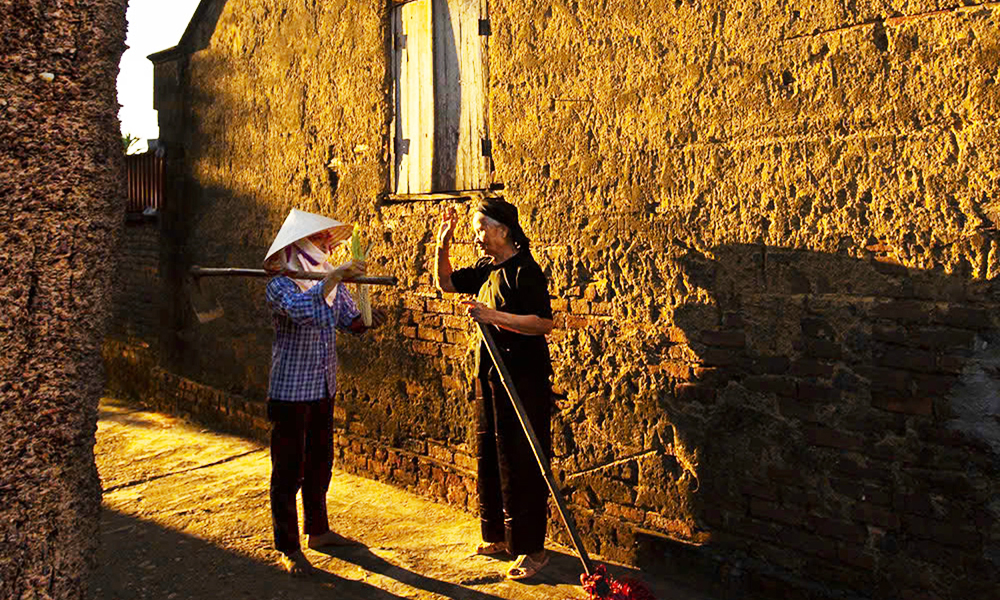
[475,541,508,556]
[506,552,549,580]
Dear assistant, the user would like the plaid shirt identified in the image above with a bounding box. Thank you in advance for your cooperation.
[265,276,360,402]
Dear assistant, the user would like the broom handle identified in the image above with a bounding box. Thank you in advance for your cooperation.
[189,266,397,286]
[477,322,594,576]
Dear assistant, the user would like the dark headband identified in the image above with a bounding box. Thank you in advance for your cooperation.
[476,198,530,251]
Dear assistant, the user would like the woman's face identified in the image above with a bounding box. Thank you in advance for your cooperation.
[307,229,338,254]
[471,212,510,259]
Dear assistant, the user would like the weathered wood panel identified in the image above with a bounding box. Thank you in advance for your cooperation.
[392,0,434,194]
[413,0,434,192]
[432,0,460,190]
[463,0,489,191]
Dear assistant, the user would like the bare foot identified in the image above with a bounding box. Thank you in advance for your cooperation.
[278,550,314,576]
[475,541,509,556]
[476,542,507,556]
[307,530,360,549]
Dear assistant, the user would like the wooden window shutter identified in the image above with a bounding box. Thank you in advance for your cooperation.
[391,0,435,194]
[432,0,490,192]
[392,0,491,194]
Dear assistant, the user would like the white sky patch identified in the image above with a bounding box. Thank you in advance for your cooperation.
[117,0,202,152]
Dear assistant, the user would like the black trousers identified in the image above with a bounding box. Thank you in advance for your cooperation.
[268,397,334,555]
[477,369,552,556]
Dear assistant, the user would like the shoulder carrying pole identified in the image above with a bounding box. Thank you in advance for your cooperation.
[476,322,594,576]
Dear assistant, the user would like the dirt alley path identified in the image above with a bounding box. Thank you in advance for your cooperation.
[89,397,715,600]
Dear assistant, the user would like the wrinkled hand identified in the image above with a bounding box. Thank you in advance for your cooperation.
[331,259,366,283]
[461,300,499,325]
[437,206,458,247]
[350,307,387,334]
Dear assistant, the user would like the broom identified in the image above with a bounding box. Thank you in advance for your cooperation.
[475,322,657,600]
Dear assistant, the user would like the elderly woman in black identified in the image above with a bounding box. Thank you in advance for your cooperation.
[435,198,554,580]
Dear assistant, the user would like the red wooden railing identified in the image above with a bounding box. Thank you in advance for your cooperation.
[125,150,165,213]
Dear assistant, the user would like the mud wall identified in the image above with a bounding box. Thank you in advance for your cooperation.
[0,1,128,598]
[103,0,1000,598]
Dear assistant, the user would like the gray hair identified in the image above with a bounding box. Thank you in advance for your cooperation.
[480,214,504,230]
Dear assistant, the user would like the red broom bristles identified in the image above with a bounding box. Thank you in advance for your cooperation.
[580,564,658,600]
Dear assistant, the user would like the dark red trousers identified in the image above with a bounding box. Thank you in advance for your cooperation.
[477,369,552,556]
[268,397,334,555]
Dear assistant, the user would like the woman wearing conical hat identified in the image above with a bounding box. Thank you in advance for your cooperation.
[262,209,385,575]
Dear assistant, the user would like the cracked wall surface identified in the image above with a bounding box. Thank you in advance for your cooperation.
[102,1,1000,598]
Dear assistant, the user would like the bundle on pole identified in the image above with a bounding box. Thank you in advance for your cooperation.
[350,225,372,326]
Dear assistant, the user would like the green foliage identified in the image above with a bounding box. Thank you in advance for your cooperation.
[121,133,141,154]
[351,224,367,260]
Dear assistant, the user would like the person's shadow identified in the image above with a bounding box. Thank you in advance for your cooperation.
[315,541,686,598]
[312,544,512,600]
[89,508,411,600]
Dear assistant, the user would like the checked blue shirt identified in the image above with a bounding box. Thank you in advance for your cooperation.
[265,276,360,402]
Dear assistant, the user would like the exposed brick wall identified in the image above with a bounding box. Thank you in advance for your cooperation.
[107,216,163,343]
[103,246,1000,599]
[656,245,1000,599]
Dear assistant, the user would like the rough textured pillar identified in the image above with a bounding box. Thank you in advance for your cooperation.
[0,1,127,598]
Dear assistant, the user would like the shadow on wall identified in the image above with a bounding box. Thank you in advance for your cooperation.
[178,0,231,55]
[656,242,1000,599]
[112,71,477,492]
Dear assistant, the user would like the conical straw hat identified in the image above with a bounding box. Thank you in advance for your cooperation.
[263,209,352,266]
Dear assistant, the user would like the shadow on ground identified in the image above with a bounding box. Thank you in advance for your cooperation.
[318,545,512,599]
[89,507,408,600]
[90,504,673,600]
[92,397,714,600]
[318,543,608,596]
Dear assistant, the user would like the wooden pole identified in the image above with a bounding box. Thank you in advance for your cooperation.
[476,322,594,576]
[189,266,398,286]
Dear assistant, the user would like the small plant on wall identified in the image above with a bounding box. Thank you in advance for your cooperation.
[122,132,141,154]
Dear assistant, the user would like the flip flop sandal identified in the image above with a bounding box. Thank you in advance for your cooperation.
[475,541,508,556]
[506,553,549,580]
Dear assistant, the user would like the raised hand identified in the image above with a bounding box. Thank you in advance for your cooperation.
[437,205,458,247]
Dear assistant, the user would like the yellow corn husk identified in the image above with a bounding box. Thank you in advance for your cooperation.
[351,225,372,326]
[351,224,363,260]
